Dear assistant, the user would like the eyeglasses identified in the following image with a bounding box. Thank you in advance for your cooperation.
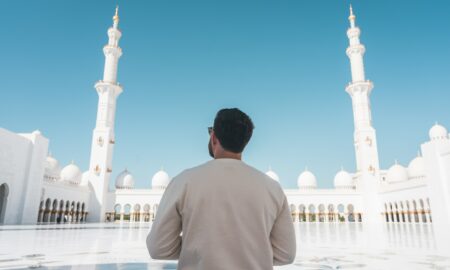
[208,126,213,134]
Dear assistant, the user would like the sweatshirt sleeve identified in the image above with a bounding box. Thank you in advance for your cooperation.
[146,177,184,260]
[270,195,296,266]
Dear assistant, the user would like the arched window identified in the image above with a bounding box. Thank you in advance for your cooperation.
[0,184,9,224]
[328,204,335,222]
[37,200,45,223]
[134,204,141,222]
[57,200,64,223]
[308,204,316,222]
[143,204,151,222]
[347,204,355,222]
[318,204,325,222]
[290,204,297,222]
[384,203,389,222]
[43,198,52,223]
[413,200,419,223]
[406,201,411,223]
[389,203,394,222]
[337,204,345,222]
[419,199,427,223]
[400,202,405,223]
[123,204,131,221]
[50,199,58,222]
[298,204,306,222]
[114,204,121,221]
[394,203,400,223]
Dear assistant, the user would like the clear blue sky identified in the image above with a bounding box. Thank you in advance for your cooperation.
[1,0,450,189]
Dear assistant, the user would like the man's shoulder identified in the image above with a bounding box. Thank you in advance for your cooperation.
[170,161,212,183]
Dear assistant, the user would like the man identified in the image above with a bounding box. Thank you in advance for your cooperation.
[147,108,296,270]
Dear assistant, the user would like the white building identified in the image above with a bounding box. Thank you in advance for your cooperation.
[1,6,450,239]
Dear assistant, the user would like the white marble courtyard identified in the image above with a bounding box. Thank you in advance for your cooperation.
[0,223,449,269]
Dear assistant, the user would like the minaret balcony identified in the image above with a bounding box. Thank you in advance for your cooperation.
[95,81,123,96]
[346,45,365,57]
[345,80,373,95]
[103,45,122,58]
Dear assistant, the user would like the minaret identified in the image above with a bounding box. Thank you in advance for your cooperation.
[345,6,382,224]
[87,6,123,222]
[345,5,380,175]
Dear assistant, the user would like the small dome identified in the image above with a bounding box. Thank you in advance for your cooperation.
[115,169,134,189]
[408,155,426,179]
[334,169,354,189]
[60,162,82,185]
[429,123,448,141]
[387,162,408,183]
[297,169,317,189]
[45,155,61,179]
[152,169,170,189]
[265,169,280,182]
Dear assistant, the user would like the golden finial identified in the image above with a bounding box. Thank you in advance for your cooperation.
[349,4,356,21]
[113,6,119,26]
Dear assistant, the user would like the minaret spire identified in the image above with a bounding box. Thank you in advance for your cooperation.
[113,6,119,29]
[349,4,356,28]
[87,6,124,222]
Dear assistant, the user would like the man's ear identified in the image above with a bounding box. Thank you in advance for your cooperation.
[211,132,219,146]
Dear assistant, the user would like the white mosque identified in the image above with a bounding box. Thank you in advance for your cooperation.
[1,6,450,238]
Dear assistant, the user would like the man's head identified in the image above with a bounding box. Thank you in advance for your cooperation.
[208,108,254,159]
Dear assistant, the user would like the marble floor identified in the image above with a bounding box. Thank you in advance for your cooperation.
[0,222,449,269]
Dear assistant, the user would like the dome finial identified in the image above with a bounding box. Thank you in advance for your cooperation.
[113,5,119,28]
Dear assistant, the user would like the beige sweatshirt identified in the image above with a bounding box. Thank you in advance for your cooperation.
[147,158,296,270]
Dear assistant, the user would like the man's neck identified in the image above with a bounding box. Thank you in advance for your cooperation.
[214,151,242,160]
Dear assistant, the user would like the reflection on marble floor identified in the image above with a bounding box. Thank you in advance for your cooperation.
[0,223,449,269]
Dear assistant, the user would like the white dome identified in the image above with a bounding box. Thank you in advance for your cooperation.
[297,170,317,189]
[408,155,426,179]
[386,162,408,183]
[115,169,134,189]
[45,155,61,179]
[429,123,448,141]
[265,170,280,182]
[152,170,170,189]
[334,170,354,189]
[60,162,82,185]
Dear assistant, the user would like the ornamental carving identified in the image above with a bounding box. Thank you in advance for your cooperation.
[365,136,372,146]
[94,165,101,175]
[97,136,104,147]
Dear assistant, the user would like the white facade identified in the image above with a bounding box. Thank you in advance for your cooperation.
[0,128,48,225]
[0,6,449,245]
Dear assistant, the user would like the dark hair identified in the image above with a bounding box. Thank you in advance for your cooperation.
[213,108,254,153]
